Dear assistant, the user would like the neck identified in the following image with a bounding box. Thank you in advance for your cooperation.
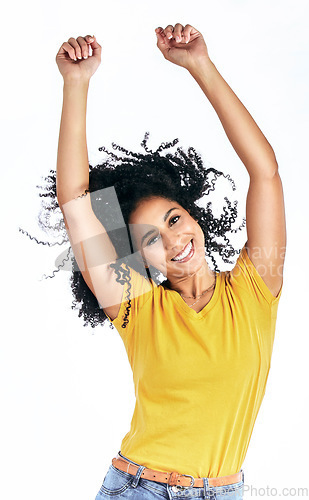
[165,259,217,298]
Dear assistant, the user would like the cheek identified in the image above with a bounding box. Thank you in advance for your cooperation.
[193,223,205,250]
[143,248,168,276]
[142,243,166,267]
[197,223,205,240]
[183,218,203,238]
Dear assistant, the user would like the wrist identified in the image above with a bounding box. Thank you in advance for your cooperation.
[63,76,90,91]
[187,57,217,84]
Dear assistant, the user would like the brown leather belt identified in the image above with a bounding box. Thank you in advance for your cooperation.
[112,454,243,488]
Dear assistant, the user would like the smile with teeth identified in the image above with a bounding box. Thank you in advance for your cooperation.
[171,239,194,262]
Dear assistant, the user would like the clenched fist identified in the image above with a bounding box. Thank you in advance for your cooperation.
[155,23,210,72]
[56,35,102,83]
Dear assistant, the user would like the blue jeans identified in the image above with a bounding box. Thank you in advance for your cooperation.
[95,451,245,499]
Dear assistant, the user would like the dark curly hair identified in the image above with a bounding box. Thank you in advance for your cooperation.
[19,132,245,330]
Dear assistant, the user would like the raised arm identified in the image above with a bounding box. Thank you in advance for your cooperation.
[155,23,286,297]
[56,35,99,205]
[55,35,124,319]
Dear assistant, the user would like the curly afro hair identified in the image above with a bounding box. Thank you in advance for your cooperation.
[19,131,246,330]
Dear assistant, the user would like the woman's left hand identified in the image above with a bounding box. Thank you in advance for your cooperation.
[155,23,210,71]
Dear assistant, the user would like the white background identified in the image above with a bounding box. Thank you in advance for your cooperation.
[1,0,309,499]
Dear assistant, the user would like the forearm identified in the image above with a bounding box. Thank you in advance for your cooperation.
[56,78,90,207]
[188,59,278,179]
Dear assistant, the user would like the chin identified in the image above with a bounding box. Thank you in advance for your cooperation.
[169,261,203,280]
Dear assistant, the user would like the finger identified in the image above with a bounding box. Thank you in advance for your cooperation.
[164,24,174,40]
[155,26,167,39]
[68,37,83,60]
[155,27,168,49]
[183,24,195,44]
[85,35,94,43]
[173,23,184,43]
[59,41,77,61]
[76,36,89,59]
[85,35,94,55]
[86,35,102,61]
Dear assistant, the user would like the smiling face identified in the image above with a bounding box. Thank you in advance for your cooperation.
[128,196,206,280]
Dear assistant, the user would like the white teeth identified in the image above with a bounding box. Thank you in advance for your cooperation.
[172,240,193,261]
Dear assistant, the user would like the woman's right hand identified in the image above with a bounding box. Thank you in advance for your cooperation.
[55,35,101,83]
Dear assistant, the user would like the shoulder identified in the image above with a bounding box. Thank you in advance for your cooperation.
[227,245,283,305]
[107,264,157,331]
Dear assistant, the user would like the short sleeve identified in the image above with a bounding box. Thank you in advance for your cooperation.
[228,246,283,306]
[109,264,154,333]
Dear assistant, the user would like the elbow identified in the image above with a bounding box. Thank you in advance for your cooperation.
[272,149,280,172]
[269,164,279,179]
[249,153,279,181]
[269,148,279,177]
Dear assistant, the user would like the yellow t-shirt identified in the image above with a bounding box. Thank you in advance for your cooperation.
[109,246,283,478]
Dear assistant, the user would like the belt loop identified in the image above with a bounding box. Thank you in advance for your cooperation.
[131,465,145,488]
[203,477,210,499]
[241,469,245,483]
[118,450,140,467]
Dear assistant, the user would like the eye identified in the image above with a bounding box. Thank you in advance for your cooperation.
[169,215,180,225]
[146,233,161,246]
[145,215,180,246]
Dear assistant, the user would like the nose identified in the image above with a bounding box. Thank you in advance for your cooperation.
[163,233,185,256]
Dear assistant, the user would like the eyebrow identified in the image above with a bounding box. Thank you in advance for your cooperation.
[140,207,178,246]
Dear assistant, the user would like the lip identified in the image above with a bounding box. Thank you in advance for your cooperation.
[171,239,194,263]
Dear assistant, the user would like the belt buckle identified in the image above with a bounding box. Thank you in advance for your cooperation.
[171,474,195,492]
[182,474,195,487]
[169,472,195,491]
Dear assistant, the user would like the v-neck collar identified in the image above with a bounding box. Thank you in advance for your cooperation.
[164,272,222,320]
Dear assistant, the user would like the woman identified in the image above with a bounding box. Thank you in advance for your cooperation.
[28,23,286,499]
